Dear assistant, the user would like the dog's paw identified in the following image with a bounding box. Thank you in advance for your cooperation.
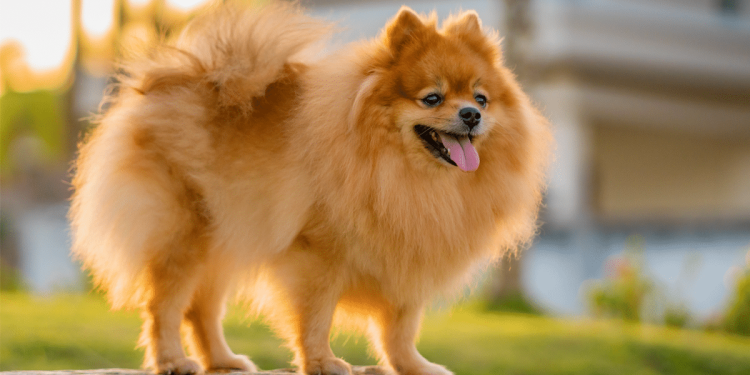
[207,354,258,372]
[157,357,204,375]
[392,362,453,375]
[304,357,352,375]
[416,362,452,375]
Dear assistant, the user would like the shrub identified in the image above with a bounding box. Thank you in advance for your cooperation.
[663,304,690,328]
[586,251,652,322]
[723,252,750,336]
[0,262,26,292]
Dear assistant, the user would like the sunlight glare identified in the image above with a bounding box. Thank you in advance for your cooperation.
[129,0,153,6]
[82,0,116,39]
[166,0,211,12]
[0,0,72,72]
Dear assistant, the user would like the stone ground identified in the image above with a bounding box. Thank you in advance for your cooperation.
[0,368,389,375]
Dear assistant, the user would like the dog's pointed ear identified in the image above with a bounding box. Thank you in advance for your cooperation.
[443,10,500,61]
[443,10,482,38]
[385,6,425,54]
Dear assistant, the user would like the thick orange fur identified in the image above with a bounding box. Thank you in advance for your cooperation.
[70,3,551,375]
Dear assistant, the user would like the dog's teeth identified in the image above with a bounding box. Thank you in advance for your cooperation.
[430,130,438,142]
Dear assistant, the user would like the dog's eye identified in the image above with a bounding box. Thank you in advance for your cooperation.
[474,94,487,107]
[422,94,443,107]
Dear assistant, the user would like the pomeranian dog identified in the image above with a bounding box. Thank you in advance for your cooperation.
[70,2,551,375]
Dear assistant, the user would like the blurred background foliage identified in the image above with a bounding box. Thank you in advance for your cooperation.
[723,264,750,336]
[0,90,67,179]
[586,241,654,322]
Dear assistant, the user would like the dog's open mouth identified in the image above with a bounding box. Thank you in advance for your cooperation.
[414,125,479,172]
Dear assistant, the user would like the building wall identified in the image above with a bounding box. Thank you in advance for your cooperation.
[615,0,750,15]
[524,0,750,317]
[594,124,750,222]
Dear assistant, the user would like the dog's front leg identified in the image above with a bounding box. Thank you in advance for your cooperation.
[294,291,352,375]
[271,252,353,375]
[371,303,453,375]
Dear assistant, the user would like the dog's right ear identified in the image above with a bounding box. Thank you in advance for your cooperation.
[385,6,425,55]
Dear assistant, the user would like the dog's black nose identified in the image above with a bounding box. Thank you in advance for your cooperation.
[459,107,481,129]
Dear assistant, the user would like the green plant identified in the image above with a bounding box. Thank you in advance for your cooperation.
[585,237,652,322]
[0,90,67,178]
[723,254,750,336]
[0,263,25,292]
[663,304,690,328]
[483,291,542,315]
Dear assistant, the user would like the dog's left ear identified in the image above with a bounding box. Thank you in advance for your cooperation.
[385,6,426,55]
[443,10,482,38]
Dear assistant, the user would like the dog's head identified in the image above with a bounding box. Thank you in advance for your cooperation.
[353,7,521,173]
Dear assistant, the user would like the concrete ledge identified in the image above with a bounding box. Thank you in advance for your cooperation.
[0,367,388,375]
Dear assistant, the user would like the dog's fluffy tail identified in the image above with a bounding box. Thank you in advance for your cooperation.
[71,3,331,309]
[116,2,332,112]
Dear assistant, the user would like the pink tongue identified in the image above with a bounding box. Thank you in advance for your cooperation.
[439,133,480,172]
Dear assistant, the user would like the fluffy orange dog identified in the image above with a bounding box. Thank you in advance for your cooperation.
[70,3,551,375]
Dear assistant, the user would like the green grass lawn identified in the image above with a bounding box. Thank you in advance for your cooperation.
[2,292,750,375]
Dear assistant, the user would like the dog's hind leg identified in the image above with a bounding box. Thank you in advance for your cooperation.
[139,245,205,375]
[135,200,209,375]
[184,261,258,372]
